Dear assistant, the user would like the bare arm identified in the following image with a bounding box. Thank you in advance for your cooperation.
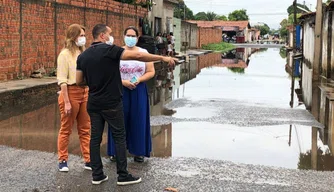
[60,84,70,104]
[76,70,86,86]
[57,52,71,105]
[138,62,155,83]
[121,50,177,66]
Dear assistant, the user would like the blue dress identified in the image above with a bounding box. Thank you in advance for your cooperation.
[107,48,152,157]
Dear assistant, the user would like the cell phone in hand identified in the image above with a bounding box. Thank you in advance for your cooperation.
[130,77,137,83]
[177,60,185,64]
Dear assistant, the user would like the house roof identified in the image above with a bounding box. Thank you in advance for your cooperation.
[187,20,251,30]
[299,12,316,20]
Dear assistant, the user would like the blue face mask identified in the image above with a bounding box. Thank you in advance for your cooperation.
[124,36,137,47]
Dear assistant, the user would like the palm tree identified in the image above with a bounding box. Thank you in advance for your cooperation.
[206,11,217,21]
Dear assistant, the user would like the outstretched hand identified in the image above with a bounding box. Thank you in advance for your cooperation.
[162,56,178,66]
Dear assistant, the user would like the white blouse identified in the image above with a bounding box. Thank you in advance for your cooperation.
[119,48,148,80]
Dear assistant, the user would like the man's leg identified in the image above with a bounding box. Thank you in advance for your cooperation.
[102,102,142,185]
[101,102,128,178]
[87,110,106,181]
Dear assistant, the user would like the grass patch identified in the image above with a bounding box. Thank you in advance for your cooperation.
[202,42,236,53]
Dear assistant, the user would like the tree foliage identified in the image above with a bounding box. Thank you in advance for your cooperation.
[254,24,270,36]
[194,12,208,20]
[217,15,228,21]
[194,11,227,21]
[279,19,288,38]
[206,12,218,21]
[288,13,302,24]
[287,3,310,15]
[228,9,249,21]
[174,1,195,20]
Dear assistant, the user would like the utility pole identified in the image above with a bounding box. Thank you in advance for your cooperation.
[290,0,297,108]
[311,0,323,170]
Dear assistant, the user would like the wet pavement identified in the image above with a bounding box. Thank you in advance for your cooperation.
[1,48,334,191]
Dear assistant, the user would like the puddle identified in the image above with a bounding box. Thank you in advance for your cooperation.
[170,122,320,169]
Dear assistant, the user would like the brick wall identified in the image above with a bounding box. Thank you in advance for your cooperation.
[0,0,148,81]
[198,27,222,48]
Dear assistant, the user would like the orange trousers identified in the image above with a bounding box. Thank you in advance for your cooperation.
[57,85,91,163]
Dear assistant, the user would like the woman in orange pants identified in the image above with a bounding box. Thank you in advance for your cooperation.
[57,24,91,172]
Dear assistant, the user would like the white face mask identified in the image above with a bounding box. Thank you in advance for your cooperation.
[76,36,86,47]
[106,36,114,45]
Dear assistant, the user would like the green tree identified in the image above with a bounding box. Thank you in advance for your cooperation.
[195,12,208,20]
[288,13,302,24]
[269,29,279,35]
[228,9,249,21]
[254,24,270,36]
[217,15,228,21]
[279,19,288,39]
[287,3,310,15]
[194,11,225,21]
[206,11,217,21]
[174,1,194,20]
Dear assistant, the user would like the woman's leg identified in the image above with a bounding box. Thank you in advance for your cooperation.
[127,83,152,159]
[76,88,91,164]
[57,89,80,167]
[107,87,131,157]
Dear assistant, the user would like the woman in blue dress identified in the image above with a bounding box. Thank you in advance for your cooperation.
[107,26,155,163]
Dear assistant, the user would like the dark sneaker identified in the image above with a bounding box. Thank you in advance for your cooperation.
[59,160,69,172]
[134,156,144,163]
[117,174,142,186]
[92,175,108,185]
[84,162,92,171]
[110,156,116,162]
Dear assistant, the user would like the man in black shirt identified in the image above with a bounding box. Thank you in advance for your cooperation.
[76,24,176,186]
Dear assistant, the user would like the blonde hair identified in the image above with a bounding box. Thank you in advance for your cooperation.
[64,24,86,55]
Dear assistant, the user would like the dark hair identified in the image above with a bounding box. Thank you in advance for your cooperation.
[124,26,139,36]
[156,32,162,36]
[92,24,107,39]
[170,32,173,36]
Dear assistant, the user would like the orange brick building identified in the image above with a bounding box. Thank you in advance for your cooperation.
[188,20,252,43]
[0,0,148,81]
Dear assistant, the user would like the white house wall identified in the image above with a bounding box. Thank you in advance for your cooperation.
[302,18,315,108]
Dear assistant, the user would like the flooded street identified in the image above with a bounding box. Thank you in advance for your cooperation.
[153,48,326,170]
[1,48,334,192]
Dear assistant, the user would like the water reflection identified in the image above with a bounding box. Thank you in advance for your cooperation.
[170,48,334,170]
[218,48,266,74]
[0,101,173,159]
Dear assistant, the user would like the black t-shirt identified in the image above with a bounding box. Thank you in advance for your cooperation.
[77,42,124,111]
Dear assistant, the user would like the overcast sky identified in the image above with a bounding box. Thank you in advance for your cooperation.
[184,0,319,29]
